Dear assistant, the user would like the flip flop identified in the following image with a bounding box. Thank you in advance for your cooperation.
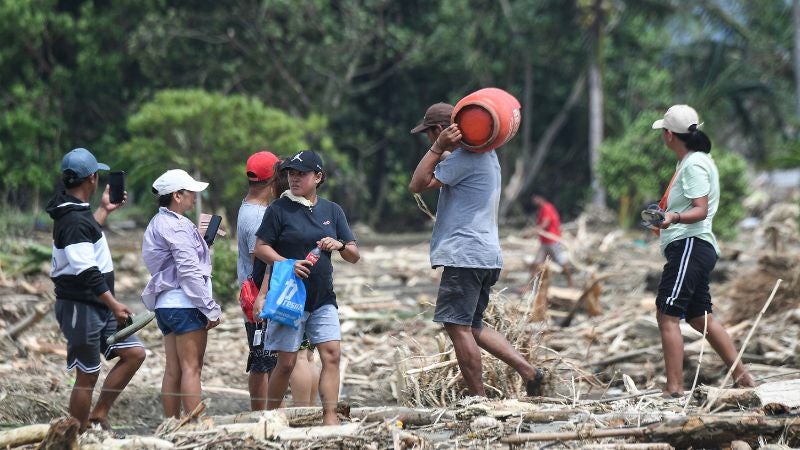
[641,204,665,225]
[106,311,156,345]
[526,368,547,397]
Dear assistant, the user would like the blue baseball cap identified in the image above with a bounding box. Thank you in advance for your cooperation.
[61,148,110,178]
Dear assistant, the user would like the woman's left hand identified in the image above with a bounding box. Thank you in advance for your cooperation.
[659,213,677,229]
[207,315,223,330]
[317,236,344,252]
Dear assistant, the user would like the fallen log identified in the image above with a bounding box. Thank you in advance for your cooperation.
[503,414,800,447]
[81,437,175,450]
[351,406,455,426]
[520,409,586,422]
[501,426,646,444]
[0,423,50,448]
[7,303,51,339]
[647,414,800,448]
[277,422,361,441]
[693,386,759,409]
[582,445,674,450]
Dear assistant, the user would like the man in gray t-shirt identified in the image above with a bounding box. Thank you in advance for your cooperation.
[409,102,544,398]
[237,150,280,411]
[237,201,267,286]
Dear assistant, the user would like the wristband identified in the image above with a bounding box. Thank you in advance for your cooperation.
[337,239,347,252]
[675,212,681,224]
[429,146,443,155]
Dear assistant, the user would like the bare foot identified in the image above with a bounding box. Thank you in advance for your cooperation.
[734,372,756,388]
[661,391,684,399]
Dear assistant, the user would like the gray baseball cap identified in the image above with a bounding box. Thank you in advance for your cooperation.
[61,148,110,178]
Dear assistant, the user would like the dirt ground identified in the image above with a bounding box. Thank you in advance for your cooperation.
[1,214,798,447]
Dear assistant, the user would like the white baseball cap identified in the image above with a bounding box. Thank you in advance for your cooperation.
[652,104,703,134]
[152,169,209,195]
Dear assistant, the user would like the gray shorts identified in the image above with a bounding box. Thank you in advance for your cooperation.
[264,304,340,352]
[534,243,568,266]
[433,267,501,328]
[55,299,143,373]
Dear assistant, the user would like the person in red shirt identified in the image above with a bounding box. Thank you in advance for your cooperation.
[526,195,573,287]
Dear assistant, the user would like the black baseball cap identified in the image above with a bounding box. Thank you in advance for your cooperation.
[282,150,324,173]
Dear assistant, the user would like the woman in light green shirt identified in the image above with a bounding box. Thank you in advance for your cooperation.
[651,105,754,397]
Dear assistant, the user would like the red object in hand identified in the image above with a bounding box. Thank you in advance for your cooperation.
[306,247,321,265]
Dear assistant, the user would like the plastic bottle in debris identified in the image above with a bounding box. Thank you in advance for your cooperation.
[305,246,321,265]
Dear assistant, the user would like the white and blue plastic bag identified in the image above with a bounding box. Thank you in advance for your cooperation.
[259,259,306,328]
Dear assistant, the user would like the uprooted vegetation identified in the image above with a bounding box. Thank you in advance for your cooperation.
[1,213,799,448]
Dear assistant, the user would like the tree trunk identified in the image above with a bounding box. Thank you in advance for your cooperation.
[588,0,606,208]
[794,0,800,118]
[499,73,586,218]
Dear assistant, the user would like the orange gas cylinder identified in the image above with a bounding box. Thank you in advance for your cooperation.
[452,88,522,153]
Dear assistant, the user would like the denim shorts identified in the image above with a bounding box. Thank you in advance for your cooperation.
[155,308,208,335]
[265,304,340,352]
[434,267,501,328]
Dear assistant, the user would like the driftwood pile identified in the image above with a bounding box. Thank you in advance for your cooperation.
[1,223,799,448]
[2,383,798,449]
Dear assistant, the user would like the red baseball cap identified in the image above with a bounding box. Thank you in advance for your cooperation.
[246,151,280,181]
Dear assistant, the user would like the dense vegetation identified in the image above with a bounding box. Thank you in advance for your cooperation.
[1,0,797,230]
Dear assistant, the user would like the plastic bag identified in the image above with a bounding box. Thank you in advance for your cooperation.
[258,259,306,328]
[239,276,259,323]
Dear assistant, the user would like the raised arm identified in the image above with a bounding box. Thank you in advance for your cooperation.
[408,124,462,193]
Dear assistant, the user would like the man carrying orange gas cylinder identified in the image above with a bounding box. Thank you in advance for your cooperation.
[408,89,546,398]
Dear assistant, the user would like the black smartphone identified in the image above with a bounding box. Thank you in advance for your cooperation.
[203,215,222,246]
[108,171,126,204]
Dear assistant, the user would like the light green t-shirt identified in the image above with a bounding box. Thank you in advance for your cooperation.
[659,151,720,256]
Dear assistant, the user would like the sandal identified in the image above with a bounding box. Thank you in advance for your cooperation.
[525,368,547,397]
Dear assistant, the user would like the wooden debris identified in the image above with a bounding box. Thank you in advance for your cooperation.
[7,302,51,340]
[694,386,759,409]
[532,265,549,321]
[0,423,50,448]
[37,416,79,450]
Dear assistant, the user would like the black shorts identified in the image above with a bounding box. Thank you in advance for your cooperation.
[244,321,277,373]
[55,299,143,373]
[656,237,717,320]
[434,267,501,328]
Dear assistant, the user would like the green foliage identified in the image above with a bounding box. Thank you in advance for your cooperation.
[599,113,675,226]
[712,150,748,240]
[599,112,749,239]
[0,0,795,229]
[0,239,52,277]
[114,89,332,223]
[210,240,238,307]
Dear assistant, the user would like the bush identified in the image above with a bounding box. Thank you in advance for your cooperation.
[599,112,749,239]
[211,240,239,307]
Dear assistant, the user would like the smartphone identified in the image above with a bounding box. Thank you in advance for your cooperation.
[203,215,222,246]
[108,171,126,204]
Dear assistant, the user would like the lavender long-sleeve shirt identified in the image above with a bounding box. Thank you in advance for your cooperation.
[141,207,221,320]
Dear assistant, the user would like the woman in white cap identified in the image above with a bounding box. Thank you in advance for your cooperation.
[141,169,223,417]
[651,105,754,397]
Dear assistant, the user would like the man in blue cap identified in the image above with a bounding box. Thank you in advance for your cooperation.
[46,148,145,433]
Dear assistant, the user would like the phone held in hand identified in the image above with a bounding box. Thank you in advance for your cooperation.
[109,171,126,204]
[203,215,222,246]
